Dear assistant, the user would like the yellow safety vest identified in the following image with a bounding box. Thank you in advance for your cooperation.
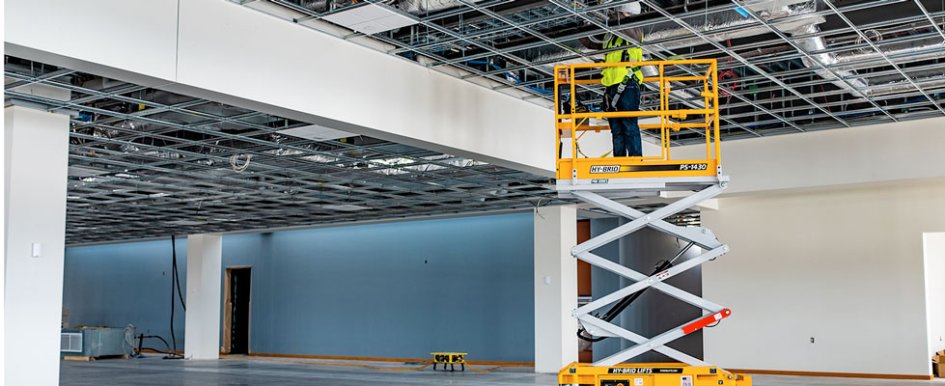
[601,36,644,87]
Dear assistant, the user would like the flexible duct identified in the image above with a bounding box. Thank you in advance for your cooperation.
[791,24,870,93]
[300,0,329,12]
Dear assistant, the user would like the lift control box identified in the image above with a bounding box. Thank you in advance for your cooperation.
[558,362,751,386]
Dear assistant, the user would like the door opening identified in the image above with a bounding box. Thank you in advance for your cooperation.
[223,267,252,355]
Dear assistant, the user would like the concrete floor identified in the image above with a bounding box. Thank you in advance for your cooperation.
[60,356,945,386]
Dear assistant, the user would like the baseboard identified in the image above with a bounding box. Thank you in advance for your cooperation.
[221,354,937,379]
[729,368,933,381]
[245,352,533,367]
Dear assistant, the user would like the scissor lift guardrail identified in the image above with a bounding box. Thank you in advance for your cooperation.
[554,59,750,386]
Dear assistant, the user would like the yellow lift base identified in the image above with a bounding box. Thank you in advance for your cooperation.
[558,362,751,386]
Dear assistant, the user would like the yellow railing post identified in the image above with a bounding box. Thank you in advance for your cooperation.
[554,66,562,174]
[704,69,711,162]
[712,61,721,165]
[659,63,667,161]
[569,66,577,175]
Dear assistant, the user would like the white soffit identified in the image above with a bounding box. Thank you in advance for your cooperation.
[322,3,418,34]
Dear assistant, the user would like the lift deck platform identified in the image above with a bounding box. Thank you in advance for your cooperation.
[554,59,750,386]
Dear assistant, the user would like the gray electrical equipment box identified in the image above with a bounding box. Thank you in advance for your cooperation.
[60,327,127,358]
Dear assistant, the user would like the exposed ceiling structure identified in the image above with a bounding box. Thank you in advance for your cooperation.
[239,0,945,143]
[17,0,935,244]
[4,58,571,245]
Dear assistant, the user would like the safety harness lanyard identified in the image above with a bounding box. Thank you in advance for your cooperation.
[608,36,640,110]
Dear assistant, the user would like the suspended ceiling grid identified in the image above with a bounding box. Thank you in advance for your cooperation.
[4,58,574,245]
[240,0,945,143]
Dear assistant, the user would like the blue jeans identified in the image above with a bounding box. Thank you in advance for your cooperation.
[605,82,642,157]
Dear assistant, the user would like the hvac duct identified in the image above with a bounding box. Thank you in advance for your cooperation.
[832,36,945,72]
[792,25,945,96]
[399,0,484,13]
[636,0,820,51]
[865,74,945,96]
[791,24,870,93]
[593,0,919,99]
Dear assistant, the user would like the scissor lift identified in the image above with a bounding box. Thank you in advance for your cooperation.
[554,59,751,386]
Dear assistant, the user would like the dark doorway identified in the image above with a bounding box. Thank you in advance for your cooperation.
[224,267,252,355]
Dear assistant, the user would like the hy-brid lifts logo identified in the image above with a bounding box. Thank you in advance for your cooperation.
[589,165,620,174]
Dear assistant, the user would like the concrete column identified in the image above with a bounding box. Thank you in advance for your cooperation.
[184,233,223,359]
[4,106,71,386]
[534,205,578,373]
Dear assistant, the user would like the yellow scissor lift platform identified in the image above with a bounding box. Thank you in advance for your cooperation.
[554,59,750,386]
[555,59,724,191]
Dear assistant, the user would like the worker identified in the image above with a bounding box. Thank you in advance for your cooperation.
[601,33,644,157]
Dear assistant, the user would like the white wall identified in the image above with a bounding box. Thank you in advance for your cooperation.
[701,180,945,376]
[5,0,555,176]
[924,233,945,361]
[4,107,71,386]
[674,117,945,194]
[185,234,223,360]
[534,205,578,373]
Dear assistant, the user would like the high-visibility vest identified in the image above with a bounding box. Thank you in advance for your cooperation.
[601,35,644,87]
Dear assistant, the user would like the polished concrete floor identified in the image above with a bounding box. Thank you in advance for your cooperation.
[60,356,945,386]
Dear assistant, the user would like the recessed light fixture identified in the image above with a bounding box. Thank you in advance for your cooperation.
[277,124,355,142]
[322,3,419,34]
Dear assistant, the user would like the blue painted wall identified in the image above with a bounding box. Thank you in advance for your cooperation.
[64,212,535,361]
[63,238,188,351]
